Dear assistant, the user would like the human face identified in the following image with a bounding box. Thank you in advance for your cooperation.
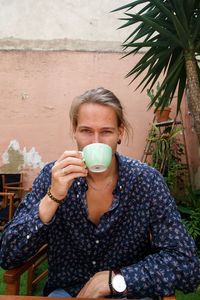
[73,103,124,154]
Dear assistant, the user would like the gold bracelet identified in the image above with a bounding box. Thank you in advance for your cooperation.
[47,186,65,204]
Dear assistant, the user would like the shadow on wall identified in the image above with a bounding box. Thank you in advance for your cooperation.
[0,140,45,189]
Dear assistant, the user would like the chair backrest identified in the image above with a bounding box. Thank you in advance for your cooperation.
[3,244,48,295]
[0,192,15,231]
[1,173,24,202]
[1,173,23,189]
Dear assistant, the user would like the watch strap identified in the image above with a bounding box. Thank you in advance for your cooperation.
[111,271,127,296]
[108,269,113,296]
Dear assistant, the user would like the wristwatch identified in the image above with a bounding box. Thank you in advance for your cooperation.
[111,273,127,294]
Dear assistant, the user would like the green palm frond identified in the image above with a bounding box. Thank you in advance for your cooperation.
[112,0,200,113]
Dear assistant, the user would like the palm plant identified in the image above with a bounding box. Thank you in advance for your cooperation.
[147,82,171,109]
[112,0,200,142]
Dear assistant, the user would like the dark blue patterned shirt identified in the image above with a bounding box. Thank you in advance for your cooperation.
[1,153,200,298]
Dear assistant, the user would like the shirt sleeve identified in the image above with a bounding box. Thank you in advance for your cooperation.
[121,169,200,298]
[0,163,53,269]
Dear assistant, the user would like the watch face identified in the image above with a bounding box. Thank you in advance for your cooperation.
[112,274,127,293]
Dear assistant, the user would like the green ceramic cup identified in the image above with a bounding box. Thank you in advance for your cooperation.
[82,143,112,173]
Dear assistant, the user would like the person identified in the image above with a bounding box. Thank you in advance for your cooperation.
[0,87,200,300]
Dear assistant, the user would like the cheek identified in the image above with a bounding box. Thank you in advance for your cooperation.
[74,132,93,149]
[104,138,119,152]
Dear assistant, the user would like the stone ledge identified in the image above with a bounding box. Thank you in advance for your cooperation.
[0,38,125,53]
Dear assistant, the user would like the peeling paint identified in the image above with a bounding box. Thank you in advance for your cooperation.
[0,139,45,173]
[21,92,29,100]
[23,146,45,169]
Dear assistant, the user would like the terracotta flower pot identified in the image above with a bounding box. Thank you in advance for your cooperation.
[155,107,171,123]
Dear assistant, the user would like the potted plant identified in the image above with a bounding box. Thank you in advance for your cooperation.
[147,123,187,196]
[147,82,171,123]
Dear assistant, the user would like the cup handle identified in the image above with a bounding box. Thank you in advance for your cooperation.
[78,151,85,162]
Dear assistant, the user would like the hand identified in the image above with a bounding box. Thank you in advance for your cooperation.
[76,271,110,298]
[51,150,88,200]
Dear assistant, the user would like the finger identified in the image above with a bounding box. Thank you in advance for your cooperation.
[76,283,88,297]
[59,165,87,177]
[77,276,95,298]
[54,156,85,171]
[53,159,86,177]
[56,150,82,164]
[64,172,88,183]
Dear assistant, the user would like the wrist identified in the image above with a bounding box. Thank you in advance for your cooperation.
[47,186,65,204]
[109,270,127,296]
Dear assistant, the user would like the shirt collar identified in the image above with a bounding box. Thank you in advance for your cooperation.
[73,152,142,193]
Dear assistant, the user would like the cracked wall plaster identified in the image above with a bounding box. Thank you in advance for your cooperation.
[0,139,45,173]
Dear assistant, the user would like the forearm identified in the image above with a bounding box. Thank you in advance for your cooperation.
[39,150,87,224]
[0,163,51,269]
[121,245,200,298]
[0,205,48,269]
[120,195,200,298]
[77,271,110,298]
[39,192,61,224]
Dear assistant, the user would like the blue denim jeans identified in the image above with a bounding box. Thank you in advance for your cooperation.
[48,288,71,297]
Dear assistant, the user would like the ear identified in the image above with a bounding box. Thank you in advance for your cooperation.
[118,125,124,141]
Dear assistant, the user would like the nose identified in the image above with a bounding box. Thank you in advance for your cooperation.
[93,133,100,143]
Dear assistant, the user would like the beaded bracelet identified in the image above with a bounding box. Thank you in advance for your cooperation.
[47,186,65,204]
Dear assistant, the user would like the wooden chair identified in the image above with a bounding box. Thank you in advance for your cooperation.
[3,244,48,296]
[0,192,15,231]
[3,244,176,299]
[1,173,24,203]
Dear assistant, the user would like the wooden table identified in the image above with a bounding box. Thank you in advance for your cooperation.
[0,298,120,300]
[0,297,67,300]
[0,296,176,300]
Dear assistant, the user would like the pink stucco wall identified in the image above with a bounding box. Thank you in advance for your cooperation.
[6,50,200,189]
[0,51,155,188]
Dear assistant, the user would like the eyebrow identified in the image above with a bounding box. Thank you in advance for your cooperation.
[78,126,115,130]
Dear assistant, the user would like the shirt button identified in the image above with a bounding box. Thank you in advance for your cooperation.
[95,240,99,244]
[27,234,30,239]
[77,182,80,185]
[77,194,79,198]
[92,261,96,265]
[120,185,123,190]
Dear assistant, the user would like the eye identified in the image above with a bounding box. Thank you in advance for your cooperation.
[80,128,92,134]
[102,130,113,135]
